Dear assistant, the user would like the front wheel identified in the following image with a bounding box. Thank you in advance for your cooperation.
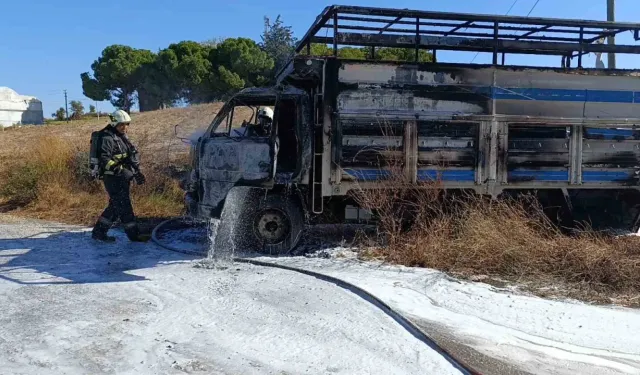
[247,194,304,255]
[215,188,304,256]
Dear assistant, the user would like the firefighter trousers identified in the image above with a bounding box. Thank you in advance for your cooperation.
[93,175,141,240]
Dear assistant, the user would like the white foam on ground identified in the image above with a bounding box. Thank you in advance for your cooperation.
[258,253,640,375]
[0,220,461,375]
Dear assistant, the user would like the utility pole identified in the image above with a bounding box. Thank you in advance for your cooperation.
[96,101,99,120]
[64,90,69,122]
[607,0,616,69]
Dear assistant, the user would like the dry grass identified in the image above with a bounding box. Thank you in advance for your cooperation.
[0,104,221,225]
[351,158,640,303]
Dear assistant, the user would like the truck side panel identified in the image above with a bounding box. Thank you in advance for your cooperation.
[325,61,640,195]
[336,62,640,118]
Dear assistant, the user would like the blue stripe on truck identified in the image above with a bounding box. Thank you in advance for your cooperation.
[508,169,635,182]
[493,88,637,103]
[345,169,635,183]
[584,128,636,139]
[343,169,475,182]
[582,171,635,182]
[466,87,640,104]
[417,169,475,182]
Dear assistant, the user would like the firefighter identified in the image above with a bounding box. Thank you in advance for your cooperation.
[91,110,149,243]
[249,107,273,137]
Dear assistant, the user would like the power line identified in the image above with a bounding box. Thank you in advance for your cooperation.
[526,0,541,17]
[470,0,519,63]
[506,0,520,15]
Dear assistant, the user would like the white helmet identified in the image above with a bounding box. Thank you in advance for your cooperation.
[109,109,132,126]
[257,107,274,122]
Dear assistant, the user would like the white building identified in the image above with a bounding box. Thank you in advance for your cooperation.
[0,87,44,128]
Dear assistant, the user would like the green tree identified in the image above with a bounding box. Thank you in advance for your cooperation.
[199,38,274,102]
[375,47,433,63]
[306,44,432,62]
[162,41,213,103]
[89,104,96,114]
[261,15,296,73]
[81,45,155,112]
[308,44,367,59]
[201,37,225,48]
[137,41,215,108]
[70,100,84,118]
[52,108,66,121]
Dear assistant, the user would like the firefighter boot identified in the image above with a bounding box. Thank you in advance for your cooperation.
[124,222,151,242]
[92,218,116,243]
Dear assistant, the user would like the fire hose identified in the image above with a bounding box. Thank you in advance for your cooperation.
[151,217,481,375]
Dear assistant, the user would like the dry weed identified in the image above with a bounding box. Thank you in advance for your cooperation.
[350,137,640,296]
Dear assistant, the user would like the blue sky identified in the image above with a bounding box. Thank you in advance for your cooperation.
[1,0,638,117]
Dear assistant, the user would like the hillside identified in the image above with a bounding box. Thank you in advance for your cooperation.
[0,104,222,224]
[0,103,221,173]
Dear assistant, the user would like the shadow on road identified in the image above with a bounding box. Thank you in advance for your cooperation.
[0,227,197,285]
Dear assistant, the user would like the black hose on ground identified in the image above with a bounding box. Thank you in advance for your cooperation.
[150,217,208,256]
[151,217,481,375]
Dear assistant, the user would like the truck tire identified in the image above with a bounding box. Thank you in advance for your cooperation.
[247,193,304,255]
[213,188,304,256]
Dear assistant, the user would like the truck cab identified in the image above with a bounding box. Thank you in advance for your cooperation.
[184,87,311,253]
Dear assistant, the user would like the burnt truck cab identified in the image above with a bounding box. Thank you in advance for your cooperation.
[184,86,312,253]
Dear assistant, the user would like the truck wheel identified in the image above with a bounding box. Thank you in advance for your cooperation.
[248,193,304,255]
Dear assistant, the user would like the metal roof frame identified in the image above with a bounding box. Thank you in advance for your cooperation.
[290,5,640,69]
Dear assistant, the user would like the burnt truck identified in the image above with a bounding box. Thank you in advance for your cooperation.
[184,5,640,253]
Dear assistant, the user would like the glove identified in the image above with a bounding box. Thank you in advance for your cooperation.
[134,172,146,185]
[121,167,135,182]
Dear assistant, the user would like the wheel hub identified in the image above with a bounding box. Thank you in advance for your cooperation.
[254,209,290,244]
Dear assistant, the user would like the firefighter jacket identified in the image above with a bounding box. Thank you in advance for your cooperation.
[98,126,140,178]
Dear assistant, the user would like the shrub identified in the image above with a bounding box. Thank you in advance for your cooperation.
[0,163,42,204]
[0,134,184,224]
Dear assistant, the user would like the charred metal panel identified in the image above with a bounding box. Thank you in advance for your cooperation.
[337,90,486,117]
[415,121,478,169]
[337,63,491,118]
[508,169,569,182]
[339,119,404,173]
[582,140,640,167]
[417,150,476,166]
[507,125,570,182]
[197,138,272,217]
[582,169,637,183]
[582,127,640,175]
[336,62,640,120]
